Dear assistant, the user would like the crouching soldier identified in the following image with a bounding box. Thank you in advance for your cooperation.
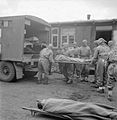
[107,31,117,101]
[38,44,54,84]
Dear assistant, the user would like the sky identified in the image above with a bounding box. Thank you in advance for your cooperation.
[0,0,117,22]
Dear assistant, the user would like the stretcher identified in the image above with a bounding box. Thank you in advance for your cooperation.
[55,60,91,64]
[55,55,92,64]
[22,107,73,120]
[22,98,117,120]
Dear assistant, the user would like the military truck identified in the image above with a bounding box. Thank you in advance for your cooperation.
[0,15,51,82]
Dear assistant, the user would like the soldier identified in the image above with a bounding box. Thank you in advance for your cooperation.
[91,38,110,93]
[38,44,54,84]
[78,40,92,81]
[61,43,74,84]
[108,40,114,50]
[74,45,81,78]
[91,40,100,84]
[107,31,117,101]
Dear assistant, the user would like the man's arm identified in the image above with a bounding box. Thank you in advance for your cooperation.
[91,47,99,64]
[89,47,92,59]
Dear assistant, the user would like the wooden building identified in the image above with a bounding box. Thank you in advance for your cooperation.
[50,19,117,50]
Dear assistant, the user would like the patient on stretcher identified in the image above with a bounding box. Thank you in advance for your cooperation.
[37,98,117,120]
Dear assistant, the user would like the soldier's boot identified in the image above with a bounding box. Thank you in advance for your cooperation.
[97,87,105,93]
[37,73,42,84]
[84,76,88,82]
[107,87,113,101]
[107,90,113,101]
[67,79,72,84]
[91,84,99,88]
[42,75,49,85]
[37,80,42,84]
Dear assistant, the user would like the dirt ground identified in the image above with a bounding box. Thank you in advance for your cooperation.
[0,73,117,120]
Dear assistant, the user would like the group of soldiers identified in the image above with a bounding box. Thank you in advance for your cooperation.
[37,30,117,101]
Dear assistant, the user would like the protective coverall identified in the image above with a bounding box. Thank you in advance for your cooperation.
[78,45,92,81]
[38,47,54,84]
[92,42,110,91]
[107,44,117,100]
[61,47,74,84]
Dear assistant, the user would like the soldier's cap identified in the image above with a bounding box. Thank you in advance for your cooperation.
[97,38,106,44]
[82,40,87,43]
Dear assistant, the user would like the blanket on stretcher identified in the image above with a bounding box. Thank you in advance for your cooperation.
[39,98,117,120]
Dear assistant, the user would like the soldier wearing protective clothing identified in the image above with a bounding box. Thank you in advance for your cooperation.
[61,43,74,84]
[91,38,110,93]
[108,40,113,50]
[78,40,92,81]
[38,44,54,84]
[107,31,117,101]
[92,40,100,84]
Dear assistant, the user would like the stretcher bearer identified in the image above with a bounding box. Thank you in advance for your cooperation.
[58,43,68,75]
[108,40,113,50]
[61,43,74,84]
[91,38,110,93]
[107,31,117,101]
[38,44,54,84]
[78,40,92,81]
[74,46,81,78]
[92,40,100,85]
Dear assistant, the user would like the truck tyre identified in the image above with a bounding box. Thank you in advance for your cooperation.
[0,61,15,82]
[23,71,37,78]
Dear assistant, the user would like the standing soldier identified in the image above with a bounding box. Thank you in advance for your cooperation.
[78,40,92,81]
[91,40,100,84]
[61,43,74,84]
[38,44,54,84]
[107,31,117,101]
[108,40,114,50]
[74,45,81,78]
[91,38,110,93]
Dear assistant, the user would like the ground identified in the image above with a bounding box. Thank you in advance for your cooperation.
[0,73,117,120]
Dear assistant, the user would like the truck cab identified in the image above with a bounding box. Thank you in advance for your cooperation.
[0,15,51,82]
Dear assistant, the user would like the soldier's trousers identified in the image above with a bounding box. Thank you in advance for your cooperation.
[49,62,52,74]
[62,63,74,81]
[75,63,89,78]
[96,58,107,87]
[107,63,117,90]
[38,58,50,83]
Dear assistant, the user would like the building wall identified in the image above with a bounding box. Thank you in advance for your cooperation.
[51,24,94,49]
[51,20,117,51]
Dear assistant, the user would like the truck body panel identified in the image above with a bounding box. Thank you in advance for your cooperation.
[1,16,24,61]
[0,15,51,62]
[0,15,51,81]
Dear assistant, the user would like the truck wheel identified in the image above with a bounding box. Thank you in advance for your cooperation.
[0,62,15,82]
[23,71,37,78]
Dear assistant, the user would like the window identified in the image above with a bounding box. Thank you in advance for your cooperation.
[0,29,1,38]
[62,35,67,44]
[52,29,58,34]
[51,28,59,48]
[61,28,75,47]
[69,35,75,44]
[3,21,9,27]
[52,36,58,47]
